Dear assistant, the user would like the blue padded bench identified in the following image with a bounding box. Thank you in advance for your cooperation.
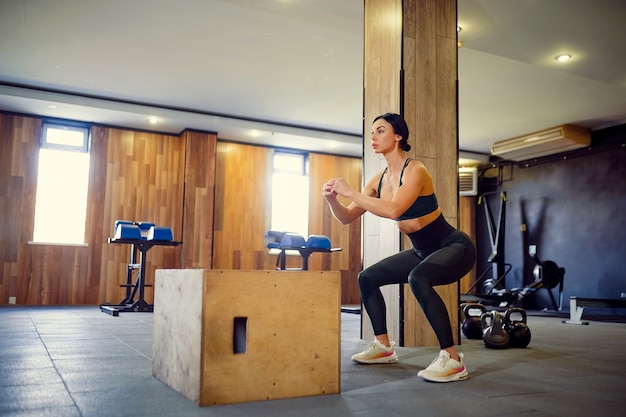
[102,220,180,316]
[148,226,174,241]
[272,233,341,271]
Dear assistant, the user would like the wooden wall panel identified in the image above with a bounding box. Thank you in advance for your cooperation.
[459,196,477,293]
[21,244,90,304]
[95,127,185,305]
[212,142,272,270]
[0,114,41,305]
[0,113,98,305]
[181,130,217,269]
[85,125,108,292]
[308,153,362,304]
[212,143,364,303]
[1,111,364,306]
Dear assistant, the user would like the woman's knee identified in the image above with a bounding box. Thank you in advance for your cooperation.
[357,269,373,290]
[407,271,430,298]
[357,268,386,297]
[356,269,370,292]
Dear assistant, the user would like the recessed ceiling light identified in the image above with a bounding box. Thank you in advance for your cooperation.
[555,54,572,62]
[47,104,57,109]
[148,116,159,124]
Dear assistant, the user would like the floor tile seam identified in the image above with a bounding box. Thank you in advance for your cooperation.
[27,310,87,417]
[33,309,154,362]
[87,324,153,361]
[77,312,155,358]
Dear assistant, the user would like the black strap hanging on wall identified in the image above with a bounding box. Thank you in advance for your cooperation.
[479,191,508,291]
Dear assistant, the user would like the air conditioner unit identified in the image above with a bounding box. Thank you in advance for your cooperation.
[459,167,477,196]
[490,125,591,161]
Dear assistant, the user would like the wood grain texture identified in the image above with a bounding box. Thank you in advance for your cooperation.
[0,113,366,306]
[212,142,272,270]
[459,196,477,293]
[401,0,459,347]
[95,127,185,305]
[0,114,41,305]
[212,143,363,304]
[200,270,340,405]
[181,130,217,269]
[153,269,340,406]
[308,153,362,304]
[362,0,404,343]
[1,114,103,305]
[364,0,459,346]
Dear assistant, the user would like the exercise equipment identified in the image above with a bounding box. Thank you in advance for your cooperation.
[114,222,141,240]
[522,247,565,310]
[563,296,626,325]
[461,193,566,310]
[101,220,181,316]
[266,231,342,270]
[148,226,173,241]
[461,303,487,340]
[479,192,510,293]
[481,310,509,349]
[136,221,156,238]
[462,192,516,306]
[496,246,566,310]
[504,307,531,348]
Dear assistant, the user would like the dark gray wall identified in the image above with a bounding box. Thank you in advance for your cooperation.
[475,124,626,315]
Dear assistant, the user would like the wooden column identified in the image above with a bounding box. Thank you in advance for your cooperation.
[180,130,217,269]
[363,0,459,346]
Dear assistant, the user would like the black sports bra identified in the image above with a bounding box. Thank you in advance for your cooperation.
[377,158,439,221]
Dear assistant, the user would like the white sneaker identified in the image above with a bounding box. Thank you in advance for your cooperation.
[351,339,398,364]
[417,350,468,382]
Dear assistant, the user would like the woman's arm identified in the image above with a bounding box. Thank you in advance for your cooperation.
[332,161,430,220]
[322,174,380,224]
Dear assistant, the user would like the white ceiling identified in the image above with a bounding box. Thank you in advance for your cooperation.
[1,0,625,159]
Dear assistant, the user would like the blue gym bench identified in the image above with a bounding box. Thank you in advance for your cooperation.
[266,231,342,271]
[100,220,181,316]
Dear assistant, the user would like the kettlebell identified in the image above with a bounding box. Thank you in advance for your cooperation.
[481,310,509,349]
[504,307,532,348]
[461,303,486,340]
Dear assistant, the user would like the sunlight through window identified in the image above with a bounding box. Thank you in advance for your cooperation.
[33,123,90,244]
[271,153,309,237]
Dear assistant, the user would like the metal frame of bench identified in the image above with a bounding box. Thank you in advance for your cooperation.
[100,237,181,315]
[562,296,626,325]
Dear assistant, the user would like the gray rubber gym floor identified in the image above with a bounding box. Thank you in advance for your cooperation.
[1,305,625,417]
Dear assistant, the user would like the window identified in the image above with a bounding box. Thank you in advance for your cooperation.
[270,152,309,237]
[32,122,91,244]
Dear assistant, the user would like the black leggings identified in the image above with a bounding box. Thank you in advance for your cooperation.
[357,221,476,349]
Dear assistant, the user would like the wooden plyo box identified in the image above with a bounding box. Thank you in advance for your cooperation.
[152,269,341,406]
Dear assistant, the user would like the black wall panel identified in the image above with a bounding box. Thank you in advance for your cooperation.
[475,125,626,315]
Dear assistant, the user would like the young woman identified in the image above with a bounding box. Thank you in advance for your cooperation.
[322,113,476,382]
